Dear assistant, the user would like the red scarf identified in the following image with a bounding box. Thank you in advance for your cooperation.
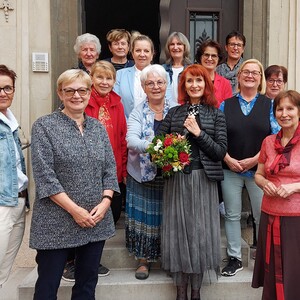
[265,216,285,300]
[90,87,115,149]
[269,123,300,175]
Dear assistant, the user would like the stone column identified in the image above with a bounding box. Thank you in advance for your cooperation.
[268,0,300,90]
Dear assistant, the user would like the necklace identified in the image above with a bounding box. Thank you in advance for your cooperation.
[149,104,164,114]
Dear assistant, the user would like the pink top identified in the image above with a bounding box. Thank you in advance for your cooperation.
[214,73,232,106]
[259,134,300,216]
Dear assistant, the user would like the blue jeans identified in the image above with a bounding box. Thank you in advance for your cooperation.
[221,170,263,260]
[33,241,105,300]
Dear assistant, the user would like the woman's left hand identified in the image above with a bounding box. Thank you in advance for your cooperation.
[238,156,258,172]
[184,115,201,137]
[90,198,111,223]
[276,183,299,199]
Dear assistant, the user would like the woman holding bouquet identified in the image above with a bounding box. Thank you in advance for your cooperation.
[126,64,177,280]
[157,64,227,300]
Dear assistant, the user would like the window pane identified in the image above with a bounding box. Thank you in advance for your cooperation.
[190,12,219,62]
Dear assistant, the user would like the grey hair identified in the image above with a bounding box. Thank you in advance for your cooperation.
[164,32,191,65]
[73,33,101,55]
[140,64,168,85]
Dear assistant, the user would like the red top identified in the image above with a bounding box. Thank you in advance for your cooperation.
[85,89,127,183]
[259,134,300,216]
[214,72,232,106]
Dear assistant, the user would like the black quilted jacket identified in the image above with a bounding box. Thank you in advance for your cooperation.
[157,103,227,181]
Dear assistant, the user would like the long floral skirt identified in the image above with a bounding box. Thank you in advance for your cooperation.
[125,174,164,262]
[161,169,221,287]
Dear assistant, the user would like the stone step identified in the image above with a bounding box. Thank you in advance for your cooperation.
[101,227,250,269]
[18,214,256,300]
[18,265,262,300]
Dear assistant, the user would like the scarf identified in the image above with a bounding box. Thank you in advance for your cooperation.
[265,215,284,300]
[90,88,115,150]
[140,98,171,182]
[269,123,300,175]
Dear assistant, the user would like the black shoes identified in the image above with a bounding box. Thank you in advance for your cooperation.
[221,257,243,276]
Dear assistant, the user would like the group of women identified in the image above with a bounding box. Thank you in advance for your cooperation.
[2,27,299,300]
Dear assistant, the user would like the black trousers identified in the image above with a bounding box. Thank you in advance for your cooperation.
[33,241,105,300]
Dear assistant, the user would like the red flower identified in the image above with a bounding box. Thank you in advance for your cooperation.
[162,164,172,172]
[179,152,189,163]
[164,137,173,147]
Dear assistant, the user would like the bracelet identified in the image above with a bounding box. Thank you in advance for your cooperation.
[102,195,113,201]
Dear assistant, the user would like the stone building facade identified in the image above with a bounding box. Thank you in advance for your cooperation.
[0,0,299,193]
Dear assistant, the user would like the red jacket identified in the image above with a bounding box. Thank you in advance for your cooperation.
[85,89,127,183]
[214,72,233,106]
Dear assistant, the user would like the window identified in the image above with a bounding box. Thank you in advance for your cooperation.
[189,12,219,62]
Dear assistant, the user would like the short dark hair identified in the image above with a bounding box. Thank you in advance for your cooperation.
[0,65,17,86]
[225,31,246,46]
[264,65,288,83]
[195,40,223,64]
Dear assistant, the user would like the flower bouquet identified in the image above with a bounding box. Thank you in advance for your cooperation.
[147,133,191,177]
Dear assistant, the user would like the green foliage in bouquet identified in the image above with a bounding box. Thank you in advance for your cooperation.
[147,133,191,177]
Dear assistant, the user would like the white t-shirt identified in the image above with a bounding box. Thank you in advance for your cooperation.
[134,67,147,107]
[172,66,184,102]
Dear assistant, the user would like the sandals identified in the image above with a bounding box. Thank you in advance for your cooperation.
[135,261,150,280]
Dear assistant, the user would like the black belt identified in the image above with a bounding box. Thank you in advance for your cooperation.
[18,190,27,198]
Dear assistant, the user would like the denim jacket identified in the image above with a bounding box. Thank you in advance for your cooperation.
[162,63,190,84]
[0,114,27,207]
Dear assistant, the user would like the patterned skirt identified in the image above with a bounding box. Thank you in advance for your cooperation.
[125,174,164,262]
[161,169,221,286]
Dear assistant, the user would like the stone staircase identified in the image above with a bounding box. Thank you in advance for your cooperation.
[18,216,263,300]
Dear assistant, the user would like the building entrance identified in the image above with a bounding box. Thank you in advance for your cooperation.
[84,0,161,62]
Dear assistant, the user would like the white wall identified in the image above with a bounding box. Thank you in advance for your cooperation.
[0,0,52,196]
[267,0,300,90]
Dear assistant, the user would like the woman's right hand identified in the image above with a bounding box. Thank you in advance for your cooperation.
[70,206,96,228]
[224,154,243,172]
[262,181,278,197]
[50,192,96,228]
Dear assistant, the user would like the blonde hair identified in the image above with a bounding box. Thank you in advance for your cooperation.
[90,60,116,81]
[131,33,154,55]
[57,69,92,91]
[237,59,266,94]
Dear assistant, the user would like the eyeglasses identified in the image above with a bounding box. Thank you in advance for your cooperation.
[62,88,90,97]
[267,79,284,85]
[0,85,15,95]
[240,70,261,78]
[145,81,166,89]
[228,42,244,49]
[202,53,218,60]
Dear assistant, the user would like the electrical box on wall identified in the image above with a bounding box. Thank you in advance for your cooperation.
[32,52,49,72]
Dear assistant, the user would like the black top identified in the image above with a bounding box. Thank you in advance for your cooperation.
[223,94,272,171]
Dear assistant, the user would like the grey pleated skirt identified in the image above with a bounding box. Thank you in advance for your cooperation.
[161,169,221,283]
